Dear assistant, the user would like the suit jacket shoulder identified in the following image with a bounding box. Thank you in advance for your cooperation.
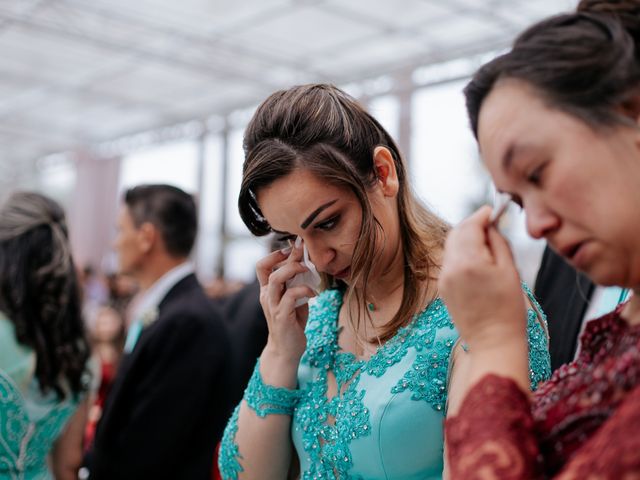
[534,247,594,371]
[92,273,233,480]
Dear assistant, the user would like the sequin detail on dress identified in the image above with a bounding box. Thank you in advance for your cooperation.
[218,288,550,479]
[219,404,242,480]
[0,372,77,480]
[245,360,301,418]
[294,290,549,479]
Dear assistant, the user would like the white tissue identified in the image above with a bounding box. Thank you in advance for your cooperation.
[285,237,322,307]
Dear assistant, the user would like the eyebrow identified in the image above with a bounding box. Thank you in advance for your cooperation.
[502,144,516,173]
[502,143,540,173]
[300,199,338,229]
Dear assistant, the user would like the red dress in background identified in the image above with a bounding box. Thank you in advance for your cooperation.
[446,306,640,479]
[84,360,117,451]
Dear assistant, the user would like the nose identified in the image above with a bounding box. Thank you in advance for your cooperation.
[303,238,336,272]
[524,199,560,240]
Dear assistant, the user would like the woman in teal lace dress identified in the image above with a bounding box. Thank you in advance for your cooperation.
[219,84,551,480]
[0,192,90,479]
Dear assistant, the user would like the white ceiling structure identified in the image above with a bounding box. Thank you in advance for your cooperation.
[0,0,577,186]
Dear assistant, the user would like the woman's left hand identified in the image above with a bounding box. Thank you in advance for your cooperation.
[439,206,527,353]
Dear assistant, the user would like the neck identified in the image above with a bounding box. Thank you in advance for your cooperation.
[363,242,406,305]
[622,290,640,326]
[358,243,440,313]
[136,255,187,291]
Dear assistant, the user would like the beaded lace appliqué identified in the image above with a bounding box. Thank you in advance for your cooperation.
[219,361,301,480]
[244,360,301,418]
[0,372,77,479]
[219,404,242,480]
[218,287,550,480]
[293,290,458,479]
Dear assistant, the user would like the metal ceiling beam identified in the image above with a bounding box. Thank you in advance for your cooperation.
[0,0,47,35]
[0,51,174,119]
[436,0,525,32]
[0,68,175,113]
[0,7,287,93]
[0,122,81,144]
[55,0,323,77]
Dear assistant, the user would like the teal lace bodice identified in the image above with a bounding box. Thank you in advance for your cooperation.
[219,288,551,480]
[0,314,79,480]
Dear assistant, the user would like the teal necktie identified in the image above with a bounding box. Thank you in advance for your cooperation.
[123,319,143,353]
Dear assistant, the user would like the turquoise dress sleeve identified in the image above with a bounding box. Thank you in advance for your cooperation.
[219,287,551,480]
[522,282,552,390]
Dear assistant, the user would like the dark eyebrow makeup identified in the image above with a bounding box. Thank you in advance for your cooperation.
[300,199,338,229]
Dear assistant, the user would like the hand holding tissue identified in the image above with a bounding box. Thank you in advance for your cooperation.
[285,237,322,307]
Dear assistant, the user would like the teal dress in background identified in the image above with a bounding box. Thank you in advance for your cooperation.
[0,313,80,480]
[220,287,551,480]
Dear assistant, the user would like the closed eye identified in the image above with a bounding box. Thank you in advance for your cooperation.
[315,215,340,231]
[276,233,296,243]
[526,163,546,185]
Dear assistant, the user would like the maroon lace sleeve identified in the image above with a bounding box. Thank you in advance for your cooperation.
[445,375,540,479]
[446,375,640,479]
[554,383,640,479]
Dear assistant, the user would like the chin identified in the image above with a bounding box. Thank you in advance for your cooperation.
[584,264,629,288]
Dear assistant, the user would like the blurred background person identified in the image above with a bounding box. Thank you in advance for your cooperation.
[78,264,109,323]
[0,191,90,480]
[211,237,286,409]
[104,272,139,329]
[82,305,125,461]
[90,184,233,480]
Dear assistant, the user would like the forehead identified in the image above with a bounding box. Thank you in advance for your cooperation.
[477,80,592,171]
[256,168,348,226]
[118,205,136,226]
[477,81,546,157]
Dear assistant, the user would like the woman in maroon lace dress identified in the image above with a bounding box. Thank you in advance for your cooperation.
[439,1,640,478]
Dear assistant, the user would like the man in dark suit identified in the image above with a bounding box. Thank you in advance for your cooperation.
[534,246,594,371]
[90,184,232,479]
[214,279,268,408]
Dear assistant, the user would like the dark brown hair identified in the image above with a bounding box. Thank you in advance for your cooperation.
[0,192,89,398]
[239,84,449,342]
[578,0,640,46]
[124,184,198,258]
[464,5,640,138]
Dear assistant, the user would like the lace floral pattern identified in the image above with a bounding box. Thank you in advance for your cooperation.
[218,404,242,480]
[446,307,640,479]
[244,360,301,418]
[218,288,550,479]
[446,375,540,479]
[293,289,548,479]
[0,372,77,479]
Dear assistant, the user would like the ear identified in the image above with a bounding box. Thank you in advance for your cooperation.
[373,146,399,197]
[137,222,157,254]
[618,94,640,125]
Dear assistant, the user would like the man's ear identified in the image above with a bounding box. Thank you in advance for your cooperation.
[373,146,399,197]
[137,222,157,254]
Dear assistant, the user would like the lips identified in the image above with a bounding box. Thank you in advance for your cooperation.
[332,266,351,279]
[556,240,594,270]
[559,242,583,261]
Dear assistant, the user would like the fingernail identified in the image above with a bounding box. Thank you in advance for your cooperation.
[280,246,292,255]
[294,236,302,248]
